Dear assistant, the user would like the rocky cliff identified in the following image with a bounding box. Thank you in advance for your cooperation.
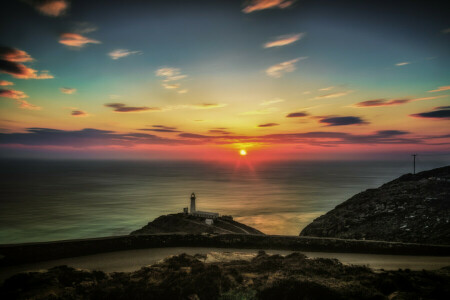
[131,213,264,235]
[300,166,450,245]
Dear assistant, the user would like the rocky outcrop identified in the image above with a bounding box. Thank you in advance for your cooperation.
[300,166,450,245]
[131,213,264,235]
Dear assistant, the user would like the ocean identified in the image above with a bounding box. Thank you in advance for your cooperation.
[0,158,448,244]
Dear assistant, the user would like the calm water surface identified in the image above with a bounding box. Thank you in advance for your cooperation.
[0,159,448,243]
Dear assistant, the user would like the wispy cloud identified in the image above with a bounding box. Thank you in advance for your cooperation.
[428,85,450,93]
[24,0,69,17]
[59,33,101,48]
[263,33,304,48]
[243,0,296,13]
[104,103,161,113]
[139,125,180,133]
[266,57,306,78]
[60,87,76,94]
[1,88,41,110]
[395,62,410,66]
[208,129,232,134]
[0,80,13,86]
[155,67,187,90]
[71,110,88,117]
[315,91,351,99]
[410,107,450,119]
[258,123,279,127]
[108,49,142,60]
[260,98,284,106]
[0,47,54,79]
[354,95,446,107]
[286,111,309,118]
[319,116,368,126]
[240,107,278,115]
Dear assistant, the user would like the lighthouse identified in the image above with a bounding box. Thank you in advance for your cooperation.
[190,192,196,213]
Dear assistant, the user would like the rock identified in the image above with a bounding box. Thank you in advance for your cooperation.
[131,213,264,235]
[300,166,450,245]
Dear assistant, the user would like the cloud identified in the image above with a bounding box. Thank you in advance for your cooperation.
[0,127,440,148]
[428,85,450,93]
[59,33,101,48]
[260,98,284,106]
[0,88,28,100]
[395,62,410,66]
[266,57,306,78]
[104,103,161,113]
[315,91,351,99]
[410,107,450,119]
[162,83,180,89]
[258,123,279,127]
[354,95,446,107]
[71,110,87,117]
[0,80,13,86]
[0,47,33,62]
[263,33,304,48]
[319,86,334,91]
[286,111,309,118]
[0,128,186,147]
[319,116,368,126]
[155,67,187,90]
[242,0,296,13]
[0,47,54,79]
[139,125,180,133]
[240,107,278,115]
[24,0,69,17]
[108,49,142,60]
[208,129,232,134]
[60,87,76,94]
[1,89,41,110]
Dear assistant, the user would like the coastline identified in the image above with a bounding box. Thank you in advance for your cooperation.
[1,233,449,267]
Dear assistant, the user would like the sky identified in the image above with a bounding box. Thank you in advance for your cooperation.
[0,0,449,160]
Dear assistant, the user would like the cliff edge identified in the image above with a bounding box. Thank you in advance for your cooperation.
[131,213,264,235]
[300,166,450,245]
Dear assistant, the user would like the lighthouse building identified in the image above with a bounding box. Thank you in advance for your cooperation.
[189,192,219,219]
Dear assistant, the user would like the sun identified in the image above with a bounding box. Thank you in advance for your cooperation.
[239,149,247,156]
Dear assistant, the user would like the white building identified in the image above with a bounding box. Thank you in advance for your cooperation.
[189,192,219,219]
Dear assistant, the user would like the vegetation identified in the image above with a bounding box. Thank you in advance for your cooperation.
[1,251,449,299]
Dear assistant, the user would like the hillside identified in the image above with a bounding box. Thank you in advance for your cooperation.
[300,166,450,245]
[131,213,264,235]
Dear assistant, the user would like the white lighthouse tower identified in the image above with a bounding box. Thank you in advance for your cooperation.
[190,192,196,213]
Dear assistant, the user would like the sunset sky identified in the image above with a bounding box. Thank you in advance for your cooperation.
[1,0,449,160]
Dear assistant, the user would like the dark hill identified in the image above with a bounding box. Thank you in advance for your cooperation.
[300,166,450,245]
[131,213,264,235]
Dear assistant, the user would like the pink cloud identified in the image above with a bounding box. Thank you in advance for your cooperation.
[59,33,101,48]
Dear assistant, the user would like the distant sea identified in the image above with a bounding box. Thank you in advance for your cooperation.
[0,158,448,244]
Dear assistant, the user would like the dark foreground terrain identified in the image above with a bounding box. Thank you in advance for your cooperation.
[131,213,264,235]
[301,166,450,244]
[1,251,449,300]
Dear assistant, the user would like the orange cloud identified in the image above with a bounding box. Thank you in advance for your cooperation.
[59,33,101,48]
[0,80,14,86]
[0,89,28,100]
[243,0,295,13]
[0,88,41,110]
[428,85,450,93]
[26,0,69,17]
[263,33,304,48]
[0,47,54,79]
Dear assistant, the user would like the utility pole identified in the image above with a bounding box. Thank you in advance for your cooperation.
[412,154,417,174]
